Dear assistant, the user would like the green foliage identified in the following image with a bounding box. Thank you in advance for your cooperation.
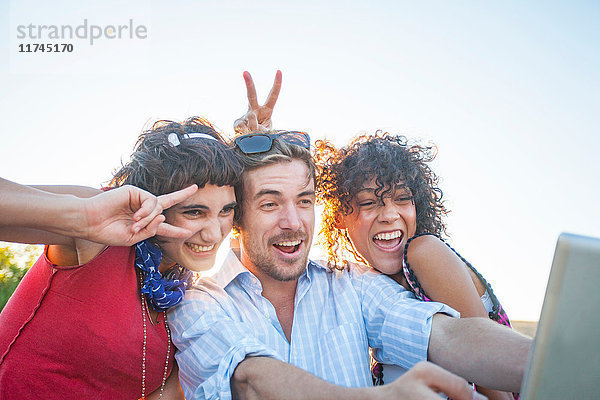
[0,244,42,311]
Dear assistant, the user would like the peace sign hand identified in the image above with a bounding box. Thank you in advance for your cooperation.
[82,184,198,246]
[234,70,282,135]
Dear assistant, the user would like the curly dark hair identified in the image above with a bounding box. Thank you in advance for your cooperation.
[110,116,243,196]
[314,131,448,267]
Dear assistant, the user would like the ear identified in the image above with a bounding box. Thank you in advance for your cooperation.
[334,213,346,230]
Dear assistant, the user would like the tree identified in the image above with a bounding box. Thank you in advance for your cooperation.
[0,244,42,311]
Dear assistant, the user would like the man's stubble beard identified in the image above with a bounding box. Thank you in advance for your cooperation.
[240,232,310,282]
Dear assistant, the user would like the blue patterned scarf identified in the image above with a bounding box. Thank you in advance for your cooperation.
[134,239,193,312]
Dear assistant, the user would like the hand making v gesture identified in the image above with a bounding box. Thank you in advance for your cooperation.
[0,178,197,247]
[233,70,282,135]
[82,184,198,245]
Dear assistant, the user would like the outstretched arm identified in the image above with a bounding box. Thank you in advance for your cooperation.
[32,184,103,198]
[233,357,484,400]
[233,70,282,135]
[406,235,514,399]
[0,177,197,245]
[429,313,530,393]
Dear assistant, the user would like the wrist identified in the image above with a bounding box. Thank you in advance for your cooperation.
[49,193,89,239]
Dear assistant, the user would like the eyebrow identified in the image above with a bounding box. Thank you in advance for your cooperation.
[254,189,282,200]
[180,204,209,210]
[179,201,237,211]
[254,189,315,200]
[299,190,316,197]
[222,202,238,209]
[356,187,411,195]
[356,188,377,195]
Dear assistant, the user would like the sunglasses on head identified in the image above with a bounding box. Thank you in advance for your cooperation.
[234,131,311,154]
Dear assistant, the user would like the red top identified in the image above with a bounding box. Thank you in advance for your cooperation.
[0,246,174,400]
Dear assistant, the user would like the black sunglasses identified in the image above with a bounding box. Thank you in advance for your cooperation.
[234,131,311,154]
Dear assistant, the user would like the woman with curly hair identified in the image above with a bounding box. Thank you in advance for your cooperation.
[0,117,242,400]
[315,133,517,400]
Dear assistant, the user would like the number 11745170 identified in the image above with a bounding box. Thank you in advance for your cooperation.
[18,43,74,53]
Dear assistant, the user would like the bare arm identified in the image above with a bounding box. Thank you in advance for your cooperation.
[232,357,484,400]
[32,184,102,198]
[407,236,514,399]
[428,314,531,393]
[406,235,488,318]
[0,177,196,245]
[1,178,91,238]
[0,182,105,245]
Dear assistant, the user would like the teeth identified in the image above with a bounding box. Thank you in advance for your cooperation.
[275,240,301,247]
[373,231,402,241]
[186,243,215,252]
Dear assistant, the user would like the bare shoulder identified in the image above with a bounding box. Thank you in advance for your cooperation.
[405,235,455,270]
[406,236,489,317]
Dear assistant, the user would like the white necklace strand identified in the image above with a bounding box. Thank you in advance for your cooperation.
[140,273,171,399]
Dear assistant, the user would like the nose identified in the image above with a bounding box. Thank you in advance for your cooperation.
[377,198,400,223]
[279,204,302,231]
[200,217,222,244]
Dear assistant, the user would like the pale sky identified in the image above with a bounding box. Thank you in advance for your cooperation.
[1,0,599,320]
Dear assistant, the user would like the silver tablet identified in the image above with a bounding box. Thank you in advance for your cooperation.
[521,233,600,399]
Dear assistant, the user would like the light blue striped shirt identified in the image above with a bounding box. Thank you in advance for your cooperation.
[169,250,458,400]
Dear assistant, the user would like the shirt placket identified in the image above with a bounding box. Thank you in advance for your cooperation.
[245,274,292,360]
[289,269,312,366]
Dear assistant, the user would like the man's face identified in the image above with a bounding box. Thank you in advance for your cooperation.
[238,159,315,282]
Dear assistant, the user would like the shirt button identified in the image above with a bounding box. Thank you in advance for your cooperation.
[263,312,269,319]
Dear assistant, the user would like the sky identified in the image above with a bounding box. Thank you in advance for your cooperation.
[1,0,598,320]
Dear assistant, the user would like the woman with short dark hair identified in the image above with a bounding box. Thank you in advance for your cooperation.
[0,117,242,399]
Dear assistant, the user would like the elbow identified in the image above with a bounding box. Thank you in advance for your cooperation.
[231,357,256,400]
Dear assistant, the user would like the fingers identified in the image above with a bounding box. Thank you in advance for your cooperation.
[247,113,259,132]
[234,111,258,135]
[132,185,197,234]
[414,362,486,400]
[155,221,193,239]
[264,69,282,110]
[243,71,260,110]
[132,196,162,234]
[133,214,166,240]
[131,189,158,222]
[157,184,198,210]
[134,213,194,240]
[234,114,251,135]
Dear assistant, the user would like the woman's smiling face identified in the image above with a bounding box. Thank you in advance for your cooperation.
[341,178,417,275]
[158,184,237,272]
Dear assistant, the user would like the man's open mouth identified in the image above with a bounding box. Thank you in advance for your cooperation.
[273,239,302,254]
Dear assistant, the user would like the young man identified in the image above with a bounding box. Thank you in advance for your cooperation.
[169,134,531,400]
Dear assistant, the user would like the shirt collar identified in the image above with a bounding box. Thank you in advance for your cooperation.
[213,250,329,290]
[213,249,252,289]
